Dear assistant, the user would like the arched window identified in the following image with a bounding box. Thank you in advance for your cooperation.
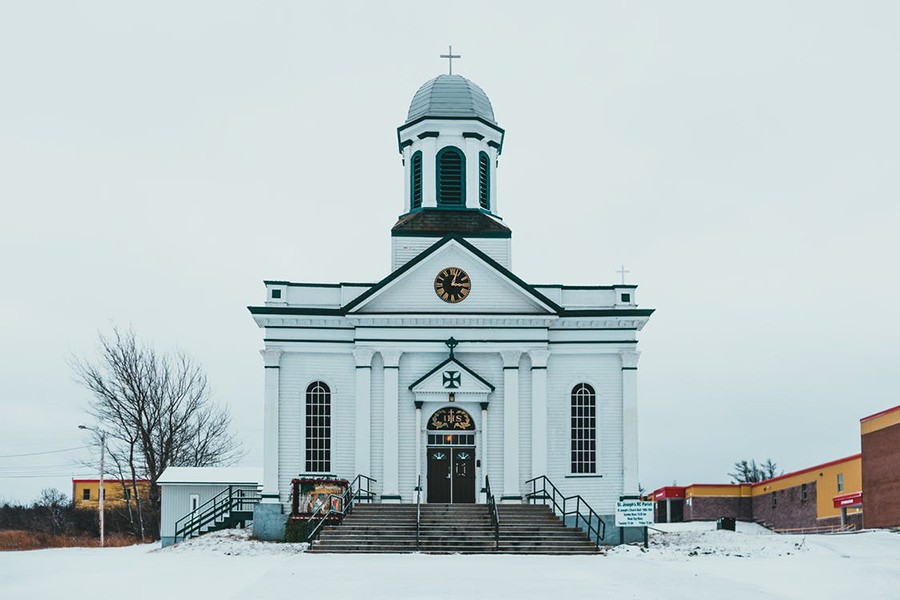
[478,151,490,210]
[437,146,465,206]
[571,383,596,474]
[410,151,423,210]
[305,381,331,472]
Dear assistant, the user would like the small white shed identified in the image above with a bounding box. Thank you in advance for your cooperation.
[158,467,262,547]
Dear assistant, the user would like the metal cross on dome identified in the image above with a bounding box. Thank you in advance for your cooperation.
[440,46,460,74]
[617,265,630,285]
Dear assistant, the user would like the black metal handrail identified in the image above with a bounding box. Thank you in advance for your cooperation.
[485,475,500,551]
[174,486,260,542]
[415,474,422,551]
[524,475,606,548]
[305,474,376,544]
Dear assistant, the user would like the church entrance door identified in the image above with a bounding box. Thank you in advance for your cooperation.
[426,446,475,503]
[426,407,477,504]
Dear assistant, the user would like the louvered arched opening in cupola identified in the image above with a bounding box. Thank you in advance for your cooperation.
[410,151,422,210]
[478,151,490,210]
[437,146,465,206]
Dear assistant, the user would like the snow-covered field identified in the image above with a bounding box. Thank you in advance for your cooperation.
[2,524,898,599]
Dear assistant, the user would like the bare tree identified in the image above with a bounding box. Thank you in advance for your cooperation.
[728,458,780,483]
[36,488,68,533]
[72,328,242,539]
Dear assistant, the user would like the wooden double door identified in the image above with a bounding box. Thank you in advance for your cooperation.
[427,446,476,503]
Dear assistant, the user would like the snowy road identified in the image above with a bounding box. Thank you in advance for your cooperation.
[2,527,898,599]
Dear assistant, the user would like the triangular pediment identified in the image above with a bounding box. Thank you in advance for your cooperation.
[409,356,495,395]
[344,236,560,315]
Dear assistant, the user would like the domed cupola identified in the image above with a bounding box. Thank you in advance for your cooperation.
[395,73,506,222]
[406,74,497,124]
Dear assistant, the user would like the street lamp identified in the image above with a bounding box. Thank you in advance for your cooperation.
[78,425,105,548]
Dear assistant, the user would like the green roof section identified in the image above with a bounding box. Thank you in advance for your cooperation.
[406,75,496,124]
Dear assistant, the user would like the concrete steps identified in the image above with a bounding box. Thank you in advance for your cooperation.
[308,503,601,554]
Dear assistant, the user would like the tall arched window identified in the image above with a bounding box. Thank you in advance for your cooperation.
[571,383,596,474]
[410,151,423,210]
[478,151,490,210]
[437,146,465,206]
[306,381,331,472]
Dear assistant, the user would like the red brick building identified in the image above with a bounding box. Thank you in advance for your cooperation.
[860,405,900,528]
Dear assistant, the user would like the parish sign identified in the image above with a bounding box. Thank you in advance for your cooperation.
[615,499,654,527]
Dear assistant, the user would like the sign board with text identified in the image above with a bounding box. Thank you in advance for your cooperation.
[615,500,654,527]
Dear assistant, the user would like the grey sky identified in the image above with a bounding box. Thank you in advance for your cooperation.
[1,1,898,502]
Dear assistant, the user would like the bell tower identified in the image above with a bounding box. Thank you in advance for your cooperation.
[392,73,511,270]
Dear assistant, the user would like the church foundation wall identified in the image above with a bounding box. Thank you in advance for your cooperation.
[253,503,288,541]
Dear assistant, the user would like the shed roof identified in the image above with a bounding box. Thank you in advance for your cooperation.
[157,467,261,485]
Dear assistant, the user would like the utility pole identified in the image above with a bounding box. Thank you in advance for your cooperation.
[79,425,105,547]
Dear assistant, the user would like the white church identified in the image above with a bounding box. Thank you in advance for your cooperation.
[249,71,654,540]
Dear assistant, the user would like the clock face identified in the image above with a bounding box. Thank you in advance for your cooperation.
[434,267,471,304]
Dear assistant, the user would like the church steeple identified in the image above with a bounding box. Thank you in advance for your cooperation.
[392,73,511,270]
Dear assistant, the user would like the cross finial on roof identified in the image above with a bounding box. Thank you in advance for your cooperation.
[440,46,460,75]
[445,336,459,357]
[617,265,630,284]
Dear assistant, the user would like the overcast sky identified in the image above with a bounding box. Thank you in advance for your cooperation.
[1,1,898,502]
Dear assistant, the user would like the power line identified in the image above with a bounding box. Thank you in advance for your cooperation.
[0,445,90,459]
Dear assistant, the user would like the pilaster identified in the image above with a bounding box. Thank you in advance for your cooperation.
[529,349,550,478]
[621,350,641,496]
[501,351,522,501]
[261,349,282,503]
[353,348,375,477]
[381,350,403,500]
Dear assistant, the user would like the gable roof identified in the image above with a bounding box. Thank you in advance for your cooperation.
[343,234,562,314]
[409,355,496,392]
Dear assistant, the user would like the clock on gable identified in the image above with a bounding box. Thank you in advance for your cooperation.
[434,267,471,304]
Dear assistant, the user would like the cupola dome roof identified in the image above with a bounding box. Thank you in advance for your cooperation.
[406,74,496,124]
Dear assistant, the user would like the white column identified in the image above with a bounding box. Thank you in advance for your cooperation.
[481,402,489,502]
[353,348,375,477]
[530,350,550,478]
[621,350,641,496]
[464,138,480,209]
[261,349,282,503]
[501,351,522,501]
[415,401,424,494]
[421,138,438,208]
[381,350,403,500]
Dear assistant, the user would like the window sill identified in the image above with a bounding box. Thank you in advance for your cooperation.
[565,474,603,479]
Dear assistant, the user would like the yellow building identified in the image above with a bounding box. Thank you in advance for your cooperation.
[72,478,150,510]
[653,454,862,530]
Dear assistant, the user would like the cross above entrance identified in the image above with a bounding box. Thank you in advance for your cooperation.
[617,265,630,285]
[445,336,459,357]
[440,46,460,74]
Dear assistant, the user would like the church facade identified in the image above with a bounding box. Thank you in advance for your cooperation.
[250,74,653,539]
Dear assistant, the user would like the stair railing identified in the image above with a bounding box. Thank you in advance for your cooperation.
[485,475,500,551]
[173,485,261,543]
[524,475,606,549]
[305,474,376,544]
[415,474,422,551]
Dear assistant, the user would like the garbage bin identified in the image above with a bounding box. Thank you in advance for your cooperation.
[716,517,736,531]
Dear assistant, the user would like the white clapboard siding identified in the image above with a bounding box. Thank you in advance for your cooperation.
[277,351,356,507]
[392,237,511,271]
[547,352,624,514]
[357,244,548,315]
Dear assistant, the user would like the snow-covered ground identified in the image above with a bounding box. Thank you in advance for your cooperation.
[2,524,898,599]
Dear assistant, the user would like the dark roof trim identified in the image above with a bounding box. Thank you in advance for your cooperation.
[408,356,495,391]
[342,234,562,314]
[391,229,511,239]
[263,281,376,288]
[248,306,344,316]
[397,117,505,154]
[399,139,414,149]
[417,131,440,139]
[559,308,655,317]
[462,132,485,140]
